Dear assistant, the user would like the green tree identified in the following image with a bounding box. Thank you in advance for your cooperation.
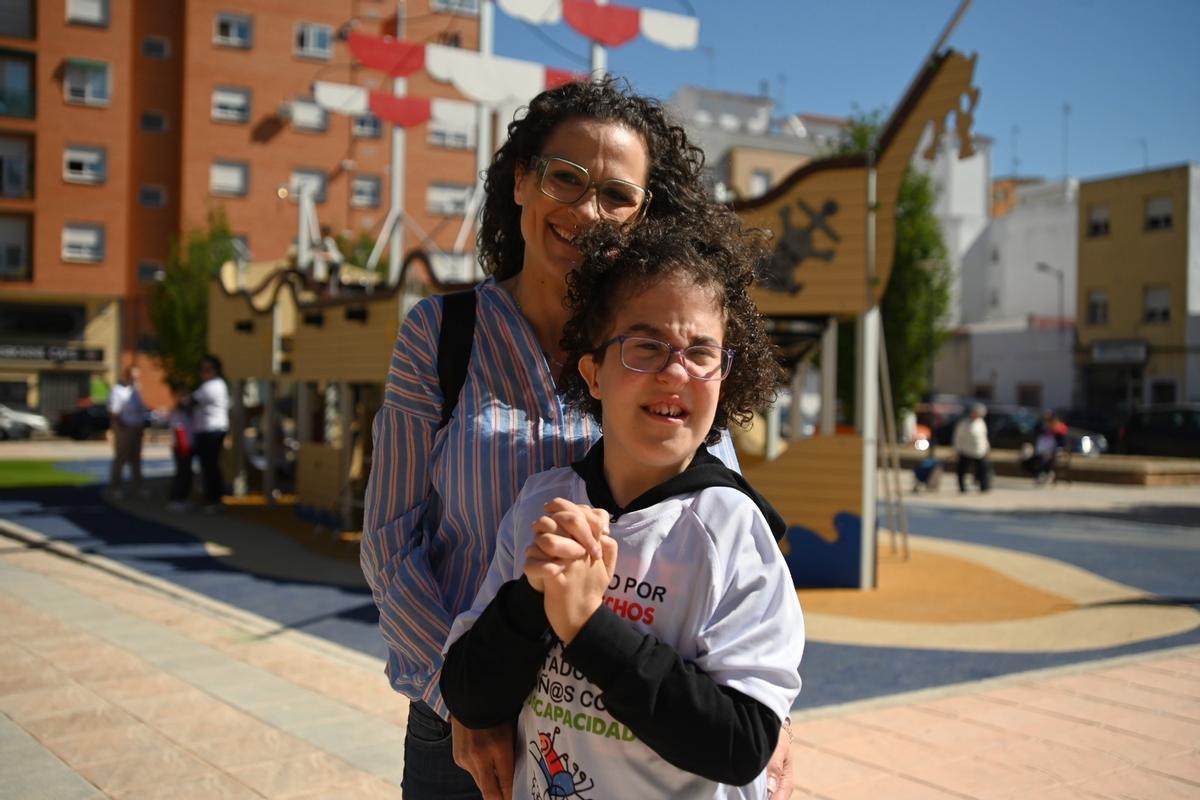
[149,209,236,387]
[831,110,951,421]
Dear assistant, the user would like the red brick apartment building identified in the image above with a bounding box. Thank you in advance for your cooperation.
[0,0,481,417]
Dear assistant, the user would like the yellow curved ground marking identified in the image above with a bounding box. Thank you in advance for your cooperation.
[801,534,1200,652]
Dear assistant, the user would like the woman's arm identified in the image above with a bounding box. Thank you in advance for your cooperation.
[360,298,457,713]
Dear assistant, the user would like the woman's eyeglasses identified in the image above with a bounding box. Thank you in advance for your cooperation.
[530,156,652,222]
[596,335,734,381]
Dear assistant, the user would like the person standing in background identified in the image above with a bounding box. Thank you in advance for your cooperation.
[191,355,230,514]
[107,365,146,499]
[953,403,991,493]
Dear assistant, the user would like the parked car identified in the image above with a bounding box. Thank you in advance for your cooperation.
[1056,407,1126,449]
[983,405,1109,455]
[1118,404,1200,458]
[55,402,111,440]
[0,403,51,438]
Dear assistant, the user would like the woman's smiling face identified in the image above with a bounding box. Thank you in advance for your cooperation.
[514,116,649,286]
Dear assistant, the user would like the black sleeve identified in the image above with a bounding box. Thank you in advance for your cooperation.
[441,577,556,728]
[563,606,781,786]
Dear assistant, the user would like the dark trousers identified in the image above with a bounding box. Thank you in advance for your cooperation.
[956,454,991,492]
[169,449,192,501]
[402,701,483,800]
[193,430,227,505]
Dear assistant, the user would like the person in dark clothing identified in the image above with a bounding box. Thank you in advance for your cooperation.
[442,217,803,798]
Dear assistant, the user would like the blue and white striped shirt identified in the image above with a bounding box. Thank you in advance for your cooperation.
[361,277,738,716]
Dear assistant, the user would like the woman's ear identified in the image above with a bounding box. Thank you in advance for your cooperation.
[578,353,602,400]
[513,163,526,207]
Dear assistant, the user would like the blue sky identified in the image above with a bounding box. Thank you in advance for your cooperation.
[490,0,1200,182]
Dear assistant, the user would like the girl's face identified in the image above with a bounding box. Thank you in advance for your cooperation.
[578,272,725,500]
[514,117,649,290]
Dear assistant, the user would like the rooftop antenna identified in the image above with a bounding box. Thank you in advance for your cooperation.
[1139,137,1149,171]
[1011,124,1020,175]
[1061,102,1071,179]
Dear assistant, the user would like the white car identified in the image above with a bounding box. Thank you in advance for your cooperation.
[0,403,51,439]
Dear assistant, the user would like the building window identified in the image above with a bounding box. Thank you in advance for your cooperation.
[0,55,35,118]
[290,99,327,132]
[0,214,32,281]
[289,168,327,203]
[214,12,253,49]
[1143,286,1170,324]
[210,160,248,197]
[0,136,32,198]
[0,0,35,38]
[212,86,250,123]
[137,260,165,283]
[62,223,105,262]
[138,184,167,208]
[428,102,476,149]
[1016,383,1043,409]
[353,113,382,138]
[1145,196,1172,231]
[1086,290,1108,326]
[294,23,333,60]
[432,0,480,15]
[1086,205,1110,237]
[63,145,106,184]
[66,0,108,26]
[141,111,168,133]
[972,385,993,402]
[142,36,171,59]
[63,59,110,106]
[427,182,471,216]
[351,175,381,209]
[748,169,772,198]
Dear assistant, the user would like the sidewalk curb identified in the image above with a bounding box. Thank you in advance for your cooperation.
[0,515,387,677]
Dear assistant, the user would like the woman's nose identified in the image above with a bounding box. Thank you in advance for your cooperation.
[568,189,604,225]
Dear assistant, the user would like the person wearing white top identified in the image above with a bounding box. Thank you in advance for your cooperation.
[192,355,230,512]
[952,403,991,493]
[107,366,146,497]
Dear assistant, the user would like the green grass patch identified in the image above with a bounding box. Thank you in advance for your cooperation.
[0,460,95,489]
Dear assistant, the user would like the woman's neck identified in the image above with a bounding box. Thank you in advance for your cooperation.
[506,273,570,364]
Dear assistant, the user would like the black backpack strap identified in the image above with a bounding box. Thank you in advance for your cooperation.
[437,289,477,430]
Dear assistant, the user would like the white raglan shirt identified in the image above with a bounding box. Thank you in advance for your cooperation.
[446,466,805,800]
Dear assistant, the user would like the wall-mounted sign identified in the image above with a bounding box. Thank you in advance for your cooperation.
[0,344,104,363]
[1090,340,1147,364]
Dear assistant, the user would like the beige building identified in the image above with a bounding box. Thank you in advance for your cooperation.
[0,0,480,417]
[1076,163,1199,408]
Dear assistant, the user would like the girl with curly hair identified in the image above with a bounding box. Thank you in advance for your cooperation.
[442,215,803,799]
[362,77,797,799]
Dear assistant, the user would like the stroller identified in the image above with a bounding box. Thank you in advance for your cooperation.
[912,456,945,492]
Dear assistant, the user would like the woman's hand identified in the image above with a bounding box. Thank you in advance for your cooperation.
[766,719,794,799]
[450,716,515,800]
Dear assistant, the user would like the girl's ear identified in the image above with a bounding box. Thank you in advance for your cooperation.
[578,353,602,400]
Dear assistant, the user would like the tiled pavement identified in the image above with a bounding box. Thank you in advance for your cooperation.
[3,523,1199,799]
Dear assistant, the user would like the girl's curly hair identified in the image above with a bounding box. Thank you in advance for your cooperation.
[477,76,710,279]
[558,210,783,446]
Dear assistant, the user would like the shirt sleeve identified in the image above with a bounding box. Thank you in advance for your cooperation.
[360,298,454,713]
[441,493,555,727]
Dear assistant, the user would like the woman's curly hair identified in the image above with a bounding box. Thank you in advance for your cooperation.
[477,76,710,279]
[558,210,783,446]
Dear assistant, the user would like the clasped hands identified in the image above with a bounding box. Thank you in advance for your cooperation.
[523,498,618,645]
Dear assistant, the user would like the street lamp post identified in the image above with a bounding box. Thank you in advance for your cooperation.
[1035,261,1064,344]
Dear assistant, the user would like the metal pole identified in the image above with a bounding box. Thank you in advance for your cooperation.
[878,330,909,559]
[820,317,837,435]
[858,153,880,590]
[387,0,407,285]
[591,0,607,75]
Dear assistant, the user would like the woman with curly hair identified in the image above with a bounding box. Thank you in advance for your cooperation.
[362,77,797,799]
[442,214,803,798]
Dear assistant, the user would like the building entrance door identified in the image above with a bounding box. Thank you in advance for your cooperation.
[38,371,89,418]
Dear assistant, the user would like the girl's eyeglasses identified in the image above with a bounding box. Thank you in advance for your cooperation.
[596,335,734,381]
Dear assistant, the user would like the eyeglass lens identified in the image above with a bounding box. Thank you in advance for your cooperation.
[539,157,646,218]
[619,336,730,380]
